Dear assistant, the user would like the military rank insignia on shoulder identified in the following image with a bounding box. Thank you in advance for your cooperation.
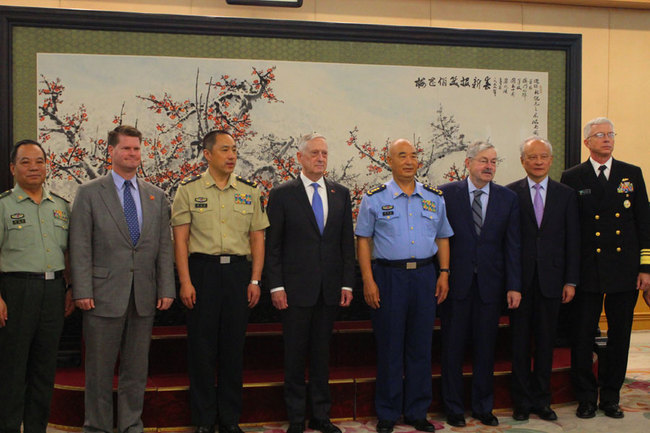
[0,190,11,200]
[366,184,386,196]
[236,175,258,188]
[181,175,201,186]
[50,192,70,203]
[423,184,443,195]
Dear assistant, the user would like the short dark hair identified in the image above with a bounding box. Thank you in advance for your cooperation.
[108,125,142,147]
[203,130,234,151]
[10,139,47,164]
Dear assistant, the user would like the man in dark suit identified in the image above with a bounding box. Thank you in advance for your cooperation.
[70,125,176,432]
[506,136,580,422]
[265,133,356,433]
[439,141,521,428]
[561,117,650,419]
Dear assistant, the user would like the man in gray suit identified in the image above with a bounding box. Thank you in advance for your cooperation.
[70,125,175,433]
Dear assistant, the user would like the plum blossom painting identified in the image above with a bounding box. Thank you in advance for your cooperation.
[37,53,547,216]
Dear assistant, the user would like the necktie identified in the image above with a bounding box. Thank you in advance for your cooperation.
[123,180,140,246]
[311,183,324,234]
[472,189,483,236]
[532,183,544,228]
[598,165,608,187]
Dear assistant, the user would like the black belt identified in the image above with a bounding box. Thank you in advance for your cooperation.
[1,271,64,280]
[189,253,247,265]
[374,257,434,270]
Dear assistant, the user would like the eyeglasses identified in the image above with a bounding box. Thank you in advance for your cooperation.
[587,132,616,139]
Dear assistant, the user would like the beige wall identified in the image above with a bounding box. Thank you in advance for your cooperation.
[2,0,649,316]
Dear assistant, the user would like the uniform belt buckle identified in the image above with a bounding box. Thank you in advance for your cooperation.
[220,256,231,264]
[45,271,55,280]
[406,262,417,270]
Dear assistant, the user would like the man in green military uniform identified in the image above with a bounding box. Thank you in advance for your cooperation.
[0,139,74,433]
[172,130,269,433]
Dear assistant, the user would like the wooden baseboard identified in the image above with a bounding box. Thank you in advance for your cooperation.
[600,312,650,330]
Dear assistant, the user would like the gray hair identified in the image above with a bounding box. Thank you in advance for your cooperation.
[520,135,553,158]
[466,140,495,159]
[584,117,614,138]
[297,132,326,152]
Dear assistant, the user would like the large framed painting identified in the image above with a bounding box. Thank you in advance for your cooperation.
[0,6,580,211]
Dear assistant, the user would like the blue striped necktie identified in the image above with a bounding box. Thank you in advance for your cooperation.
[472,189,483,236]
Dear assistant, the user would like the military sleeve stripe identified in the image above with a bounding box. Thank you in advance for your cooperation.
[642,249,650,265]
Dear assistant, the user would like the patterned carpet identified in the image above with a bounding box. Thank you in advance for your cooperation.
[48,332,650,433]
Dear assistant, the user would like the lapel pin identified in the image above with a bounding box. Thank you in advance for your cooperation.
[149,195,155,200]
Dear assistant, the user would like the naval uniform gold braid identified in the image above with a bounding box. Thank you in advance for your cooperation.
[642,249,650,265]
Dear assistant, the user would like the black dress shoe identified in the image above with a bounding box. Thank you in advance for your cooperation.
[403,418,434,432]
[219,425,244,433]
[308,419,341,433]
[472,412,499,426]
[195,426,215,433]
[599,402,624,419]
[531,406,557,421]
[512,407,529,421]
[376,420,395,433]
[446,413,466,427]
[287,422,305,433]
[576,401,597,419]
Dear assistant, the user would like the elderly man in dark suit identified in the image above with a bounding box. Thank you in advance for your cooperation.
[265,133,356,433]
[561,117,650,419]
[439,141,521,428]
[70,125,176,433]
[506,136,580,422]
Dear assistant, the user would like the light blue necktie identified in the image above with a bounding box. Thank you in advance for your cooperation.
[533,183,544,228]
[123,180,140,246]
[311,183,324,234]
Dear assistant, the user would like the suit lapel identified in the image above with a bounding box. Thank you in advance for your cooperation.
[137,179,155,244]
[540,179,558,230]
[518,178,537,227]
[323,179,338,236]
[292,178,321,235]
[99,173,132,245]
[459,179,478,239]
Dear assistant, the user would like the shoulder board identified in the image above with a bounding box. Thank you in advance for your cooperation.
[50,192,70,203]
[236,175,258,188]
[366,184,387,196]
[180,175,201,186]
[0,189,11,200]
[423,184,443,195]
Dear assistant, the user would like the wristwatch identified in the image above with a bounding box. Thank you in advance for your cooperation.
[250,280,260,285]
[439,268,450,274]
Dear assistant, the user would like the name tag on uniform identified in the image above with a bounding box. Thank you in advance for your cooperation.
[10,213,25,224]
[578,189,591,196]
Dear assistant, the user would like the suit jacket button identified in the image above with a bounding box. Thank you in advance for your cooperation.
[596,248,601,253]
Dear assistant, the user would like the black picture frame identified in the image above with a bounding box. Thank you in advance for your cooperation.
[0,6,581,192]
[226,0,303,7]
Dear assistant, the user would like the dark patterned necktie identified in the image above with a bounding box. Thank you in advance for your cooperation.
[123,180,140,245]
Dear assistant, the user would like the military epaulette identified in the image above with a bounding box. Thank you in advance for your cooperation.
[0,189,11,200]
[50,192,70,203]
[423,184,443,195]
[366,184,387,196]
[180,175,201,186]
[236,175,258,188]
